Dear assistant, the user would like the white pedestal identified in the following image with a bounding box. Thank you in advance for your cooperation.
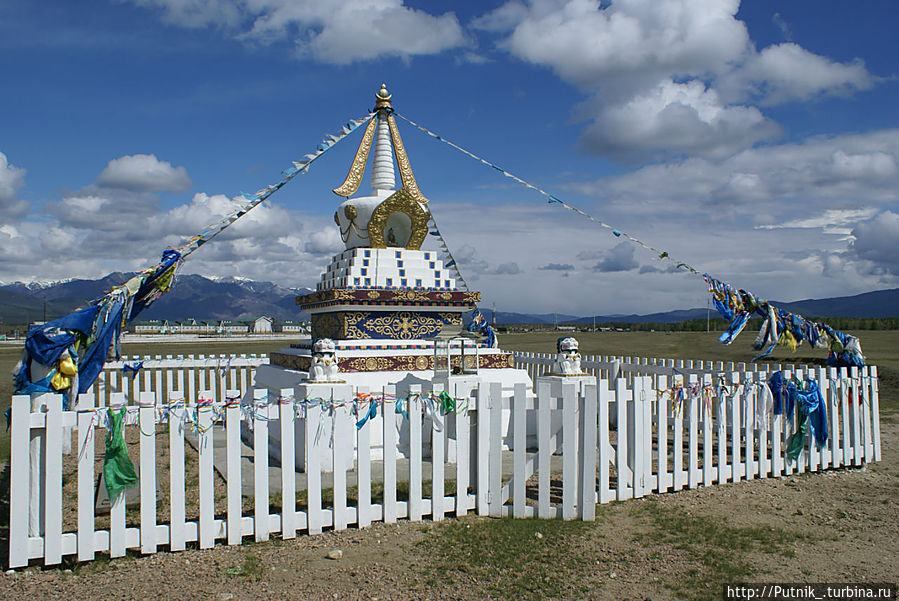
[295,382,354,472]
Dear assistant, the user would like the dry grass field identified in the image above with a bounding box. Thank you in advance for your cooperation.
[1,330,897,600]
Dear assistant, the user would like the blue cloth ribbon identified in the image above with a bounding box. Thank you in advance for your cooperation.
[122,361,144,377]
[355,399,378,430]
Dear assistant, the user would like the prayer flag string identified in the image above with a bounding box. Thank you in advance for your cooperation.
[394,112,865,366]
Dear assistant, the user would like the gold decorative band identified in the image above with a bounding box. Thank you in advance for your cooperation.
[333,117,377,197]
[387,114,428,204]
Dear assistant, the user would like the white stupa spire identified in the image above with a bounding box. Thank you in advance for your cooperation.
[371,109,395,191]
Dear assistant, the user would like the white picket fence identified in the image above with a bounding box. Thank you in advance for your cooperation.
[7,357,881,568]
[89,354,269,406]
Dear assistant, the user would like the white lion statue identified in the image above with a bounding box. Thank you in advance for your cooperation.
[309,338,341,382]
[552,336,583,375]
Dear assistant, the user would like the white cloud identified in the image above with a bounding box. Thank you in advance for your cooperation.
[578,79,779,159]
[0,152,29,220]
[97,154,192,192]
[718,43,876,106]
[757,208,881,236]
[477,0,878,159]
[591,242,637,272]
[132,0,467,64]
[477,0,750,95]
[304,229,343,255]
[849,211,899,276]
[494,262,521,275]
[571,129,899,222]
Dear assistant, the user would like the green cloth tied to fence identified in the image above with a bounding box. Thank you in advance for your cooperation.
[786,414,809,463]
[103,407,138,500]
[438,390,456,413]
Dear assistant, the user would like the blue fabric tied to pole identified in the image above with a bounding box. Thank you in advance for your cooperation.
[122,361,144,378]
[77,298,126,395]
[795,380,828,448]
[768,371,794,418]
[25,305,100,365]
[718,311,751,345]
[768,371,828,451]
[355,399,378,430]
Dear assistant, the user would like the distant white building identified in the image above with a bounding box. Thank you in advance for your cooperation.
[252,316,274,334]
[279,321,310,334]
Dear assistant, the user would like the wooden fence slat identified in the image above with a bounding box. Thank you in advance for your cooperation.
[454,382,470,518]
[870,366,881,462]
[109,394,127,558]
[511,383,527,518]
[597,380,612,504]
[488,382,503,517]
[169,390,187,552]
[253,389,270,542]
[408,384,423,522]
[357,386,373,528]
[432,383,446,523]
[839,368,851,466]
[305,395,322,535]
[656,375,669,493]
[673,376,685,491]
[701,375,714,488]
[561,382,577,520]
[861,367,873,463]
[382,385,398,524]
[580,382,597,521]
[333,403,349,531]
[139,392,157,555]
[537,380,553,516]
[225,391,243,546]
[616,378,631,500]
[198,392,216,549]
[77,393,96,562]
[688,377,700,489]
[44,395,63,566]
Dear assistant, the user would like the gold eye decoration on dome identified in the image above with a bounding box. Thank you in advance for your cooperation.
[367,188,429,250]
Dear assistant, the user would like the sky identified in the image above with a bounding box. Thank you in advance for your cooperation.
[1,0,897,316]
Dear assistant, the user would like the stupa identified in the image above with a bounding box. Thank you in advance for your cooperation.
[249,84,532,463]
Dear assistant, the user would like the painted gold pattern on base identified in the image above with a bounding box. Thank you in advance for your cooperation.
[298,288,481,309]
[271,350,515,372]
[311,310,462,340]
[338,353,515,372]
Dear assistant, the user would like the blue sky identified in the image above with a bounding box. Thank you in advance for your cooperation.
[1,0,897,315]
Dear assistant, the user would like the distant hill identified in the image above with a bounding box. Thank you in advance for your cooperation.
[494,288,899,325]
[2,275,895,326]
[0,274,313,324]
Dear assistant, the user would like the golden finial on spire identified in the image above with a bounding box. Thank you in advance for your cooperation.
[375,83,393,110]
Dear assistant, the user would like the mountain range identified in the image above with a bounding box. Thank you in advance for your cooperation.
[481,287,899,325]
[1,274,896,326]
[0,273,313,325]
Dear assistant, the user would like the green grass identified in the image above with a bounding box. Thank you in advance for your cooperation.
[415,517,595,600]
[224,552,265,580]
[632,500,813,600]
